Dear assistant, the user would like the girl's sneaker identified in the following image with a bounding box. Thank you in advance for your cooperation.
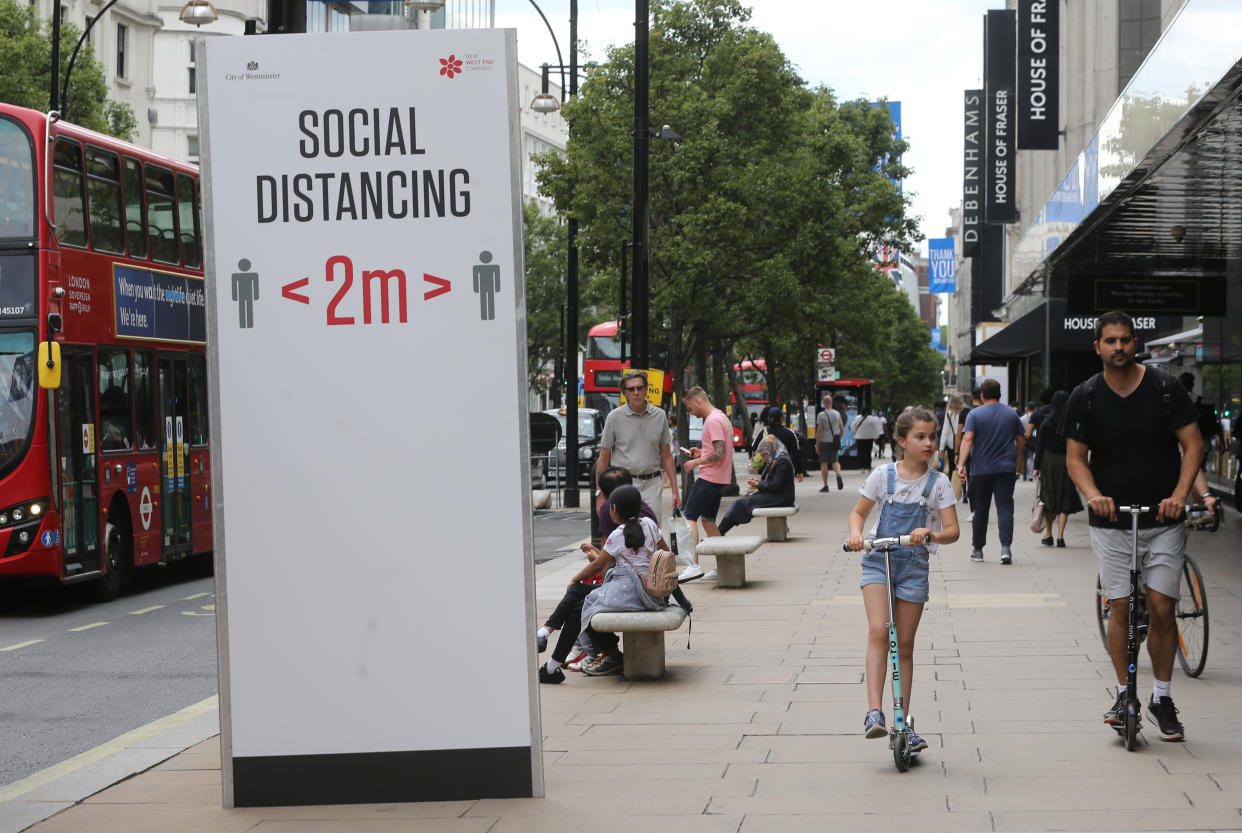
[907,720,928,752]
[565,652,588,672]
[863,709,887,739]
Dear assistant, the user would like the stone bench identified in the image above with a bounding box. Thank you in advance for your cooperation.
[590,606,689,680]
[694,535,763,588]
[752,505,799,542]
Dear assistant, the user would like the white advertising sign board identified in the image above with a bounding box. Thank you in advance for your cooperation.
[198,29,541,807]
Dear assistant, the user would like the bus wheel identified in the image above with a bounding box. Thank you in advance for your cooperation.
[97,521,132,602]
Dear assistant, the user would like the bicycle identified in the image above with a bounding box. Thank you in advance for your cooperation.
[1094,503,1214,681]
[844,533,926,772]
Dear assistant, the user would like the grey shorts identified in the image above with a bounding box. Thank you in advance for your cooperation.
[819,441,839,464]
[1090,524,1186,600]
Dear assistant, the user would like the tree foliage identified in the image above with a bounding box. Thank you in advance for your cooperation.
[523,201,566,395]
[0,0,137,140]
[536,0,939,420]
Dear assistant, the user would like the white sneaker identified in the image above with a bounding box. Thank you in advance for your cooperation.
[702,569,717,581]
[966,511,974,522]
[678,564,705,582]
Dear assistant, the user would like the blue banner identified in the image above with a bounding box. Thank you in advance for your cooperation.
[928,238,956,293]
[930,327,941,346]
[113,266,207,344]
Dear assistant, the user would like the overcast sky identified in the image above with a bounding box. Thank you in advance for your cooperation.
[494,0,999,257]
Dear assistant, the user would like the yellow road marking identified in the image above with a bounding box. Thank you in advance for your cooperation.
[0,695,218,805]
[68,622,109,632]
[128,605,165,615]
[181,592,211,601]
[0,639,44,652]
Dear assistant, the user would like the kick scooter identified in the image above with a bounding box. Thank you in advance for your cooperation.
[1115,505,1150,751]
[845,533,928,772]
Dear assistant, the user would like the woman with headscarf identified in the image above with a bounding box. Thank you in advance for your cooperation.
[716,434,796,535]
[1032,390,1083,547]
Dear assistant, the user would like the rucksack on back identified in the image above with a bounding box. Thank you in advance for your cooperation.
[644,549,679,598]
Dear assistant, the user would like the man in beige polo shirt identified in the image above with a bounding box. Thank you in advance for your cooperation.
[596,370,680,530]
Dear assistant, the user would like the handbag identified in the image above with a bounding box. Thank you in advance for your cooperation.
[617,550,678,598]
[950,469,963,502]
[667,507,696,569]
[1029,475,1047,533]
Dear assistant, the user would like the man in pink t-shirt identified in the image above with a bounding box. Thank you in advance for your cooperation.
[679,386,734,582]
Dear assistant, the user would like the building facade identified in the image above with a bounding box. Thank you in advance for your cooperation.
[947,0,1240,497]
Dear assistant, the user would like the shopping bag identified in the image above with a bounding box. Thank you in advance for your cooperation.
[1029,475,1047,533]
[950,469,963,502]
[667,508,696,569]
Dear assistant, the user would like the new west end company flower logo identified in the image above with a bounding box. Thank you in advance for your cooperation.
[439,55,463,78]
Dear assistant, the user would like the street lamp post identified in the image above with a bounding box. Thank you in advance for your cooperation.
[527,0,580,508]
[631,0,650,371]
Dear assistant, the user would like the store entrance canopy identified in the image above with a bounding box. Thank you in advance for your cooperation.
[963,301,1182,365]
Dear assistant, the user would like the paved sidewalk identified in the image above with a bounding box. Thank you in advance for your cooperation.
[5,470,1242,832]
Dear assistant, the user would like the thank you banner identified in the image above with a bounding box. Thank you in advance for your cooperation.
[928,238,956,293]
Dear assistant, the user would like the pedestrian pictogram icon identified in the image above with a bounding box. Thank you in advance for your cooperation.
[232,259,260,328]
[473,251,499,321]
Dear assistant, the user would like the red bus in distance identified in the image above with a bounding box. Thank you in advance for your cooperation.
[0,103,209,600]
[582,320,673,412]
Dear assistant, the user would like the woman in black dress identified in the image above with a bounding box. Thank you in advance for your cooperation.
[1032,390,1083,547]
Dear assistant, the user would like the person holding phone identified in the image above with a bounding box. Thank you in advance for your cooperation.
[678,386,733,582]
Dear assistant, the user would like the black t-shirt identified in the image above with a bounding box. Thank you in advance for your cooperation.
[1062,368,1197,529]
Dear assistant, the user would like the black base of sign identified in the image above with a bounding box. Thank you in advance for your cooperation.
[232,746,534,806]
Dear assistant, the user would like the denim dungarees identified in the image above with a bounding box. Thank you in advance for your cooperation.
[859,463,937,603]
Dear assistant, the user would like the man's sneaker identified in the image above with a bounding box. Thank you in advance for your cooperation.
[819,486,830,493]
[702,569,717,581]
[1000,545,1012,565]
[679,564,705,583]
[837,474,845,490]
[907,720,928,752]
[970,549,984,562]
[1148,696,1185,741]
[1103,690,1127,726]
[863,709,887,739]
[966,511,975,522]
[581,653,623,676]
[565,652,587,672]
[536,632,548,653]
[538,664,565,684]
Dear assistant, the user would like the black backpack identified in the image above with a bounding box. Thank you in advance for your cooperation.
[1072,366,1176,438]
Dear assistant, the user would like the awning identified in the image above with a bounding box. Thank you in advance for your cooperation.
[962,300,1184,365]
[1145,327,1202,349]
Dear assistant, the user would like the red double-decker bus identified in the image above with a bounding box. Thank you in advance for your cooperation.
[582,320,673,412]
[1,103,209,600]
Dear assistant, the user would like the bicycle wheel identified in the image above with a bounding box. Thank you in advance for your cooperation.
[892,731,910,772]
[1095,576,1110,650]
[1176,554,1209,678]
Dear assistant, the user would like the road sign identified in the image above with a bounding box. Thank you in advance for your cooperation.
[200,29,539,807]
[817,347,836,365]
[817,366,836,382]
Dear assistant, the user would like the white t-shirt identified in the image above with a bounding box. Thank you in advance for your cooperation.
[857,465,956,554]
[604,515,661,573]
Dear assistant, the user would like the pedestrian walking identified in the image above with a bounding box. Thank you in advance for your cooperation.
[847,407,959,751]
[1032,390,1083,547]
[851,409,882,472]
[678,386,733,582]
[1063,310,1203,741]
[956,378,1024,564]
[817,393,845,492]
[595,370,680,530]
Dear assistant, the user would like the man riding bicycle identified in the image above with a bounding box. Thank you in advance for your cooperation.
[1063,310,1203,742]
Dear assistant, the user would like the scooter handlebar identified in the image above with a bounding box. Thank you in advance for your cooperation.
[842,533,931,552]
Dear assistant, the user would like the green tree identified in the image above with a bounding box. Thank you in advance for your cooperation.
[537,0,926,419]
[523,200,566,396]
[0,0,137,140]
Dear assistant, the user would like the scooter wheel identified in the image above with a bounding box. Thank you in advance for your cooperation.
[1124,702,1140,751]
[892,732,910,772]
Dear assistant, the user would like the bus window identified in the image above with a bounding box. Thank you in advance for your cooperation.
[145,164,178,264]
[97,348,132,451]
[187,353,208,446]
[133,349,156,450]
[122,156,147,259]
[85,147,124,254]
[52,139,87,248]
[0,117,35,240]
[176,173,200,269]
